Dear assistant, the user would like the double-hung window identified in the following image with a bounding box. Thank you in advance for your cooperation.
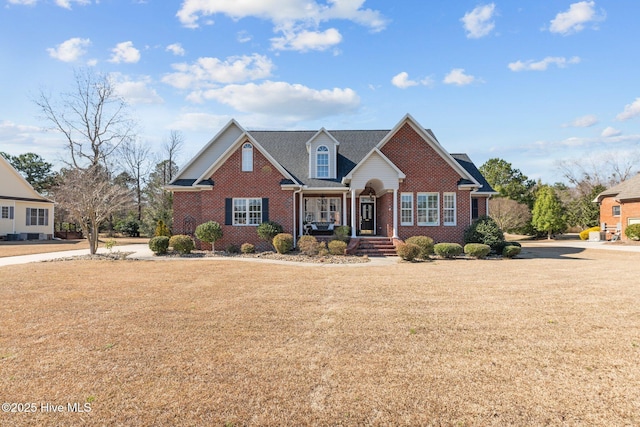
[1,206,14,219]
[400,193,413,225]
[417,193,439,226]
[443,193,456,226]
[612,205,621,217]
[316,146,329,178]
[26,208,48,226]
[233,198,262,225]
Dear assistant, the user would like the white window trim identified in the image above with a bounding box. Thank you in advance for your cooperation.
[316,145,329,178]
[26,207,48,226]
[233,198,262,226]
[242,142,253,172]
[304,197,341,224]
[417,193,439,226]
[400,192,413,226]
[612,205,621,217]
[443,192,456,226]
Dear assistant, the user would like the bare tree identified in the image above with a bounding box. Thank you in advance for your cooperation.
[55,167,132,254]
[557,151,640,194]
[119,140,153,220]
[35,68,135,170]
[489,198,532,233]
[163,130,184,184]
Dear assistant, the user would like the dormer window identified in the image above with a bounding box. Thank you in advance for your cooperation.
[242,142,253,171]
[317,145,329,178]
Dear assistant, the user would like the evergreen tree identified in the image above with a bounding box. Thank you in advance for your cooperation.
[532,186,567,240]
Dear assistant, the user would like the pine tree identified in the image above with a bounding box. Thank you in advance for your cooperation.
[532,186,566,239]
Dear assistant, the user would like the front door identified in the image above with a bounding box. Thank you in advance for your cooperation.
[360,199,375,235]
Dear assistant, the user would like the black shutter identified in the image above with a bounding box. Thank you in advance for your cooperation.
[225,198,232,225]
[44,209,49,226]
[26,208,30,226]
[262,198,269,223]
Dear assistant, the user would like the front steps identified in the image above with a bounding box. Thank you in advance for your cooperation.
[353,237,397,257]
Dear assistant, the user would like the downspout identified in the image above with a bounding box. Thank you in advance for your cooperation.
[293,186,303,247]
[12,200,16,234]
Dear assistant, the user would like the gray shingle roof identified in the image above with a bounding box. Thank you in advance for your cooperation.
[596,173,640,202]
[450,153,496,193]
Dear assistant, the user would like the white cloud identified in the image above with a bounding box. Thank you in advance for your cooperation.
[237,31,252,43]
[616,98,640,121]
[461,3,496,39]
[549,1,605,35]
[564,114,598,128]
[601,126,621,137]
[47,37,91,62]
[443,68,476,86]
[508,56,580,72]
[166,43,186,56]
[194,81,360,120]
[110,73,163,105]
[7,0,38,4]
[162,54,274,89]
[391,72,433,89]
[55,0,90,9]
[109,41,141,64]
[271,27,342,52]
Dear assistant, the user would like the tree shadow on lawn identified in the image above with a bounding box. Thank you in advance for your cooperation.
[519,245,590,260]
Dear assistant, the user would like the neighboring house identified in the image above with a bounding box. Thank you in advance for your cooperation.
[0,154,54,240]
[594,173,640,240]
[167,114,496,250]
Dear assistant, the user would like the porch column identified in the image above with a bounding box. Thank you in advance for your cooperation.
[299,191,304,235]
[392,188,399,238]
[342,192,347,227]
[350,189,357,238]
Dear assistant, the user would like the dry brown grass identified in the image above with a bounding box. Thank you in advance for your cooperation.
[1,245,639,426]
[0,237,149,258]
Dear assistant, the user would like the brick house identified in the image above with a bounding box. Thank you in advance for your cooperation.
[594,173,640,240]
[167,114,496,250]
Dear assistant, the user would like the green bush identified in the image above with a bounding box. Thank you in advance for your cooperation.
[272,233,294,254]
[332,226,351,243]
[169,234,195,254]
[154,219,171,237]
[115,218,140,237]
[297,235,319,255]
[492,240,521,255]
[148,236,170,255]
[464,243,491,259]
[434,243,463,259]
[328,240,347,255]
[396,242,421,261]
[464,216,505,251]
[405,236,434,259]
[502,245,522,258]
[195,221,223,251]
[257,221,284,247]
[625,223,640,241]
[579,226,600,240]
[240,243,255,254]
[225,244,239,254]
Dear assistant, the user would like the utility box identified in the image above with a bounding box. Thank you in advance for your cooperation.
[589,231,605,241]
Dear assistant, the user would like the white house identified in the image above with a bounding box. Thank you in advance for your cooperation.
[0,155,54,240]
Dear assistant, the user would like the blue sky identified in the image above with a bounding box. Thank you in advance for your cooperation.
[1,0,639,183]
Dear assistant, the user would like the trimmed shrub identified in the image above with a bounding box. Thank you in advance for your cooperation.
[115,218,140,237]
[405,236,434,259]
[154,219,171,237]
[434,243,463,259]
[464,216,505,251]
[464,243,491,259]
[169,234,195,254]
[149,236,169,255]
[257,221,284,247]
[297,235,319,255]
[492,240,522,255]
[195,221,223,251]
[317,241,329,257]
[579,226,600,240]
[332,226,351,243]
[503,245,522,258]
[328,240,347,255]
[241,243,255,254]
[625,223,640,241]
[225,244,239,254]
[396,242,420,261]
[272,233,294,254]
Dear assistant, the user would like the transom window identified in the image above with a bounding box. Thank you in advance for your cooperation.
[242,142,253,172]
[316,145,329,178]
[233,198,262,225]
[304,197,341,224]
[443,193,456,226]
[400,193,413,225]
[417,193,439,226]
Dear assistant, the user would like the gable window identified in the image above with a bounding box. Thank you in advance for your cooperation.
[443,193,456,226]
[612,205,621,216]
[417,193,439,226]
[1,206,14,220]
[400,193,413,225]
[26,208,48,226]
[242,143,253,172]
[316,145,329,178]
[233,198,262,225]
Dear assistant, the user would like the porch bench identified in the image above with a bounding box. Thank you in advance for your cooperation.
[304,222,335,235]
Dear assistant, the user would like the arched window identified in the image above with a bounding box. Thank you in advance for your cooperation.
[242,142,253,171]
[316,145,329,178]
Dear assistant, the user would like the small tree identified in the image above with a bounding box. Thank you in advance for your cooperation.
[532,185,567,240]
[195,221,223,252]
[155,219,171,237]
[257,221,283,249]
